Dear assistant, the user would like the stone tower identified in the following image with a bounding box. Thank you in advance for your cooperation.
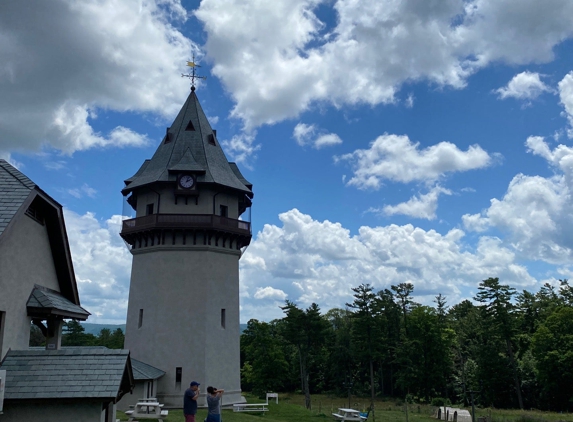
[120,87,253,406]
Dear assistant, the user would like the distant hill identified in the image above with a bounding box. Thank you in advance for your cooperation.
[81,323,245,335]
[81,323,126,335]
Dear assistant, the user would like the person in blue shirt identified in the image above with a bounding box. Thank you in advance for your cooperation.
[184,381,200,422]
[206,386,224,422]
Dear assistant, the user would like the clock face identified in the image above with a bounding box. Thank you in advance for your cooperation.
[179,175,195,189]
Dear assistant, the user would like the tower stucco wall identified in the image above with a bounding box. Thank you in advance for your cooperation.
[124,247,242,407]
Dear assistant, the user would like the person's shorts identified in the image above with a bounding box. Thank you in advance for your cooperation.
[206,415,221,422]
[185,414,196,422]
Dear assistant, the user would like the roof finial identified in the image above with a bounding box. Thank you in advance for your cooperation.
[181,53,206,91]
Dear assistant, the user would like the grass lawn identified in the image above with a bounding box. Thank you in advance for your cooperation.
[116,393,573,422]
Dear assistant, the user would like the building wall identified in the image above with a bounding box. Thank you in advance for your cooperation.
[124,247,241,407]
[0,213,60,359]
[135,186,240,219]
[116,380,151,411]
[1,400,104,422]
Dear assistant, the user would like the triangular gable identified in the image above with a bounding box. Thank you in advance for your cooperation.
[0,160,82,307]
[168,147,205,173]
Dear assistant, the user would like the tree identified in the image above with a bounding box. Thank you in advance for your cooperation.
[62,320,96,346]
[281,301,328,409]
[29,323,45,347]
[532,307,573,410]
[391,283,414,336]
[323,308,355,395]
[348,284,383,418]
[240,319,289,395]
[475,277,523,409]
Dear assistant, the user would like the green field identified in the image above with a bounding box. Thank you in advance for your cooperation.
[116,394,573,422]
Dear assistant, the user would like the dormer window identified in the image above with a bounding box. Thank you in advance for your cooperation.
[185,120,196,131]
[208,134,216,145]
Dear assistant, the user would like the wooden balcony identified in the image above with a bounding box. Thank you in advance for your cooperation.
[121,213,251,236]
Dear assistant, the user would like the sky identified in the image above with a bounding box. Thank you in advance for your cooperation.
[2,0,573,324]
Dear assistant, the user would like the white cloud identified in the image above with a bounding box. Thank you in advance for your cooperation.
[0,0,194,155]
[336,133,492,189]
[195,0,573,132]
[495,71,552,100]
[239,208,536,322]
[67,184,97,199]
[253,287,288,301]
[558,71,573,137]
[315,133,343,149]
[221,132,260,166]
[382,185,452,220]
[463,137,573,264]
[293,123,316,146]
[293,123,342,149]
[64,210,132,324]
[405,94,415,108]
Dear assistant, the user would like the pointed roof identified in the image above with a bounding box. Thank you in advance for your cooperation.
[123,90,253,196]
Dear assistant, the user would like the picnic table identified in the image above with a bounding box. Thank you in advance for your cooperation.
[233,402,268,413]
[125,400,168,421]
[332,408,367,421]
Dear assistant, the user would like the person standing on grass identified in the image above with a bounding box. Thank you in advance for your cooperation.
[184,381,200,422]
[206,386,224,422]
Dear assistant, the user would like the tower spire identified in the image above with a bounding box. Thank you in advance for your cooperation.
[181,53,206,91]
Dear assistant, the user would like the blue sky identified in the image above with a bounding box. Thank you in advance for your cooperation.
[2,0,573,323]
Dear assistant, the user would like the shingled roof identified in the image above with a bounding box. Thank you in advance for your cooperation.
[27,285,90,320]
[0,348,134,401]
[0,159,35,237]
[131,358,165,381]
[122,90,253,196]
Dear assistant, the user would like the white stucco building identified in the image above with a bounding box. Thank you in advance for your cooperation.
[0,160,134,422]
[120,85,254,407]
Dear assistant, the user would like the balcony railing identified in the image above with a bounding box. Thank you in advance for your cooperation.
[121,214,251,235]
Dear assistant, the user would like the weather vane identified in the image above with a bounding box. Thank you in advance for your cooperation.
[181,53,206,91]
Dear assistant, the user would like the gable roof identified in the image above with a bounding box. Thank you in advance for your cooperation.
[0,348,134,402]
[27,285,90,320]
[122,90,253,197]
[0,159,82,307]
[0,159,35,237]
[131,358,166,381]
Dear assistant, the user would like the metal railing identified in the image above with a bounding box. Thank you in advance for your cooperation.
[121,213,251,235]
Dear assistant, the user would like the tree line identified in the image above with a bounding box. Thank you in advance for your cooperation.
[240,278,573,412]
[30,320,125,349]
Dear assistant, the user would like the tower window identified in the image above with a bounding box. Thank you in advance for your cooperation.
[164,133,172,144]
[208,134,216,145]
[0,311,5,355]
[138,309,143,328]
[185,120,196,131]
[220,205,228,218]
[146,203,154,215]
[175,367,182,385]
[221,308,226,329]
